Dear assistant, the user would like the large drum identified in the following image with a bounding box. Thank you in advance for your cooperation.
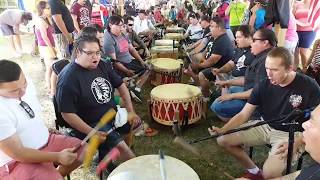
[150,58,183,86]
[155,39,179,47]
[108,155,200,180]
[150,83,203,126]
[166,26,185,33]
[151,46,178,59]
[164,33,184,41]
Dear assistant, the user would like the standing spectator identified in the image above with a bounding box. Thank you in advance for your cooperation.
[91,0,106,28]
[293,0,318,72]
[214,0,235,44]
[35,1,57,98]
[153,6,163,24]
[48,0,75,59]
[0,9,32,57]
[70,0,92,35]
[285,11,298,58]
[168,6,177,22]
[225,0,248,36]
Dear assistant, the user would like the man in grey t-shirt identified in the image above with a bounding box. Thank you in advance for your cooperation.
[103,15,150,102]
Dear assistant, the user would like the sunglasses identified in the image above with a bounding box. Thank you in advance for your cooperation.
[20,101,35,119]
[128,24,134,26]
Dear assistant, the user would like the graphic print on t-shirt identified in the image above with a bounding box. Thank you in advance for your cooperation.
[118,37,129,53]
[91,77,112,104]
[235,54,246,71]
[79,7,90,27]
[289,94,303,108]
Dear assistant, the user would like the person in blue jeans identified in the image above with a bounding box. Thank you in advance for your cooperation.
[211,86,246,120]
[211,29,277,121]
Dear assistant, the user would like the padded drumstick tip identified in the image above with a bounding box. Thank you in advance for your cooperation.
[173,137,200,156]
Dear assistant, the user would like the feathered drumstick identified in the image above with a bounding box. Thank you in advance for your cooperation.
[73,109,116,152]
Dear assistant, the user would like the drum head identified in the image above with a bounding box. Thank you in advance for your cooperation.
[108,155,200,180]
[151,83,201,100]
[154,39,178,46]
[151,46,178,53]
[151,58,182,72]
[164,33,184,40]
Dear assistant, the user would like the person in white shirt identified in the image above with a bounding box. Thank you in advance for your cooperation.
[133,9,156,48]
[183,13,203,43]
[0,60,84,179]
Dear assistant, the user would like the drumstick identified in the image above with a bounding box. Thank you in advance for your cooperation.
[159,150,167,180]
[182,44,192,64]
[73,109,116,152]
[173,137,200,156]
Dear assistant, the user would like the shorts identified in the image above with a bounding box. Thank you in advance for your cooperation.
[0,134,84,180]
[39,46,57,60]
[200,68,216,81]
[71,120,131,161]
[297,31,317,48]
[116,60,146,78]
[0,24,15,36]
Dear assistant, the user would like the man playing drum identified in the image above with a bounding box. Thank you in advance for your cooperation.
[103,15,150,103]
[211,29,276,121]
[0,60,84,179]
[56,36,140,172]
[211,47,320,179]
[184,16,234,88]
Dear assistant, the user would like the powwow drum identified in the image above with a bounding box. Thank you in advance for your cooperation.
[150,83,203,126]
[155,39,179,47]
[166,26,185,33]
[151,46,179,59]
[150,58,183,86]
[164,33,184,41]
[108,155,200,180]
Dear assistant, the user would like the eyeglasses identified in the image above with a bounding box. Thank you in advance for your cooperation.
[80,49,101,57]
[20,101,35,119]
[128,24,134,26]
[252,38,267,42]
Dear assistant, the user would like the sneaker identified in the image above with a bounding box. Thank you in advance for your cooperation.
[241,170,264,180]
[129,88,142,103]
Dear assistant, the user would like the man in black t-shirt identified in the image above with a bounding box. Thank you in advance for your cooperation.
[48,0,74,59]
[209,25,254,121]
[238,105,320,180]
[210,47,320,179]
[185,16,234,87]
[56,36,138,165]
[212,28,277,120]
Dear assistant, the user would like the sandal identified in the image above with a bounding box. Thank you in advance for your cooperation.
[144,128,158,137]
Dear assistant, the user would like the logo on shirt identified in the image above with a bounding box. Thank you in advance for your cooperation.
[91,77,112,104]
[289,94,303,108]
[236,54,247,71]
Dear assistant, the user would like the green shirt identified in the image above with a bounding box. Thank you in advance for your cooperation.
[229,2,247,26]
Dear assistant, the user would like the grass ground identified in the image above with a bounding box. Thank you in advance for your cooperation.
[0,35,286,180]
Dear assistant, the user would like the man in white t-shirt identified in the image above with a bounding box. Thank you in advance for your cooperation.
[0,60,84,179]
[183,13,203,43]
[133,10,156,48]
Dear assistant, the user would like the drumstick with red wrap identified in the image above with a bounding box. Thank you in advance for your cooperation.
[96,148,120,175]
[73,109,116,152]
